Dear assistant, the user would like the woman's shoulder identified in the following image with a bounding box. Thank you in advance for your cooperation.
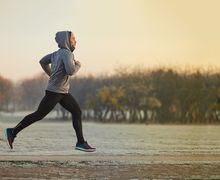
[58,48,72,54]
[57,48,74,59]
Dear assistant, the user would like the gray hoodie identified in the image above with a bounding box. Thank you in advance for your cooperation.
[39,31,81,94]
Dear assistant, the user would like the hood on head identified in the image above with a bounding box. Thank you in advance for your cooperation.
[55,31,74,52]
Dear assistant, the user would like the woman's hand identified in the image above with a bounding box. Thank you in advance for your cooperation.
[74,60,81,66]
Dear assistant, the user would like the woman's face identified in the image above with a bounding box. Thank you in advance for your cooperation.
[70,33,77,49]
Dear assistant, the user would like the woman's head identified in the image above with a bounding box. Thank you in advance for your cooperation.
[55,31,76,52]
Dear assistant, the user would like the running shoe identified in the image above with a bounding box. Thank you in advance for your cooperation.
[4,128,15,149]
[75,141,96,152]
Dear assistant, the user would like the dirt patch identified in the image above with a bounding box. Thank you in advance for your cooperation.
[0,159,219,179]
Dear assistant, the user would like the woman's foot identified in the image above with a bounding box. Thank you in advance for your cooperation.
[75,141,96,152]
[4,128,15,149]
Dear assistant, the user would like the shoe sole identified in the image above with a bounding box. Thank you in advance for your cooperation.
[75,147,96,152]
[4,129,13,150]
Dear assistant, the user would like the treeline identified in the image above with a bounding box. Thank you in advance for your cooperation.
[1,67,220,124]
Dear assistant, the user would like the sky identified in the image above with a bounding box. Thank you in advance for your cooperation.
[1,0,220,81]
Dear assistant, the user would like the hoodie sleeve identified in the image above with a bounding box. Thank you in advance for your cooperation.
[62,50,81,76]
[39,54,52,76]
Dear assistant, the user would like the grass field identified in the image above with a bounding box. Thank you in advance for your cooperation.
[0,114,220,179]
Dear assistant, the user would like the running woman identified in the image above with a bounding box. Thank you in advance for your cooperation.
[4,31,96,152]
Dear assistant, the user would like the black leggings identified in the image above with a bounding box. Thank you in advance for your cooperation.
[13,90,85,143]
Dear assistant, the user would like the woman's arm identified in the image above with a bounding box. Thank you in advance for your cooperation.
[39,54,52,76]
[62,50,81,76]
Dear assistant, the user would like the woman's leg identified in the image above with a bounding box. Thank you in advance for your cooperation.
[13,91,64,137]
[59,93,85,143]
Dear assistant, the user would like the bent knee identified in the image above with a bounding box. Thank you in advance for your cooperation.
[71,109,82,118]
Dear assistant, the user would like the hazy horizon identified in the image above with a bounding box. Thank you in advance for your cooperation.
[1,0,220,81]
